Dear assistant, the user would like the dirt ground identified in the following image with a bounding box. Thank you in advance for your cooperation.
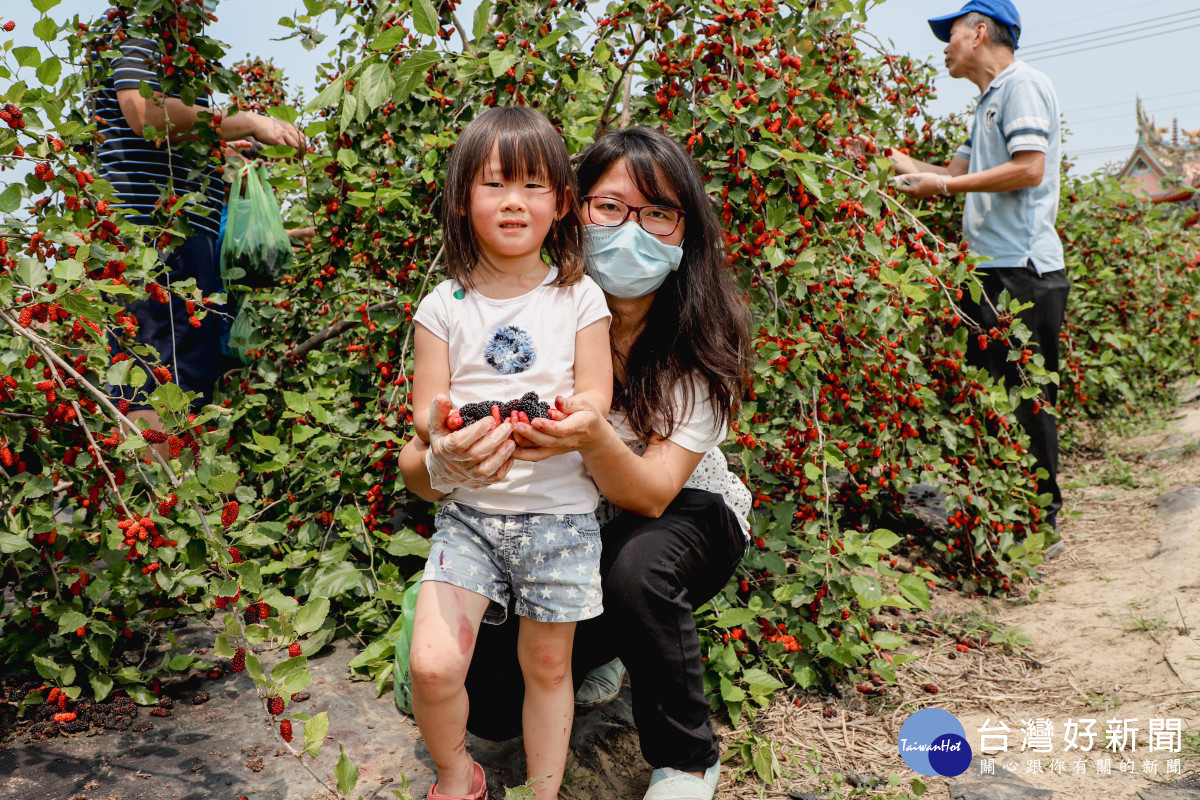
[722,388,1200,799]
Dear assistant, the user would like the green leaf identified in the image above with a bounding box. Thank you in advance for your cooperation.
[489,48,517,79]
[56,611,87,636]
[335,746,359,794]
[0,183,22,214]
[36,56,61,86]
[52,258,82,282]
[235,561,262,595]
[897,574,931,611]
[265,105,299,124]
[16,257,47,288]
[869,528,901,550]
[33,18,59,42]
[304,711,329,758]
[357,61,393,111]
[0,532,33,554]
[294,597,329,636]
[382,529,431,558]
[741,667,785,696]
[472,1,491,40]
[32,0,62,11]
[257,144,297,159]
[371,27,407,52]
[872,630,907,649]
[748,151,773,171]
[715,608,756,628]
[206,470,239,494]
[13,47,41,69]
[412,0,439,37]
[89,672,113,702]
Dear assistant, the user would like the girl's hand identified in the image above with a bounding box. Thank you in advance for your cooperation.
[425,395,515,491]
[511,395,605,463]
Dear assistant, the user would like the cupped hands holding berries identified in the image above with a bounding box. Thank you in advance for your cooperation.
[509,393,610,462]
[422,394,516,493]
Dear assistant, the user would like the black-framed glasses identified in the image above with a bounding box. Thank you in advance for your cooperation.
[582,195,685,236]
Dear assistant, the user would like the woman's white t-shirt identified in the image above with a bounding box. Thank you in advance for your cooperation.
[414,268,610,515]
[604,378,752,538]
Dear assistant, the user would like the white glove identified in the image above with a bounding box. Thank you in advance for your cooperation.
[423,395,512,492]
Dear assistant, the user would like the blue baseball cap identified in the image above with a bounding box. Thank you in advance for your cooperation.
[928,0,1021,50]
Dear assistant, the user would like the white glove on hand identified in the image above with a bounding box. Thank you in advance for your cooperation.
[423,395,512,492]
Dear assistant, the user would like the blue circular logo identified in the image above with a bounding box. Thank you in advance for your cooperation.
[898,708,973,776]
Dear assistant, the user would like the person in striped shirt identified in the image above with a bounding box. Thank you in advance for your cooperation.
[93,7,303,440]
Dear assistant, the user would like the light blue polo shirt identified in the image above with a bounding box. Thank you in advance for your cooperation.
[954,61,1064,275]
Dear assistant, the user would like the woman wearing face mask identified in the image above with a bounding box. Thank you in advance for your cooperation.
[399,126,753,800]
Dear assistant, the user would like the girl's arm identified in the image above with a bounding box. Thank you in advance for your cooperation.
[412,323,451,444]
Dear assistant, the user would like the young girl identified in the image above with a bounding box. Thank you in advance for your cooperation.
[408,107,612,800]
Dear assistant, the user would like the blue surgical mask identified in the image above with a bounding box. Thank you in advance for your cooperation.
[584,222,683,298]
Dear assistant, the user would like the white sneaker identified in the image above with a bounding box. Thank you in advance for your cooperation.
[643,762,719,800]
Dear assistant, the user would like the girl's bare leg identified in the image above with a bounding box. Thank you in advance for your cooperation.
[411,581,492,796]
[517,619,577,800]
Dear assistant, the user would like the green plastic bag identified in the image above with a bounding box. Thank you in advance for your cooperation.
[226,304,263,365]
[220,162,293,288]
[392,581,421,715]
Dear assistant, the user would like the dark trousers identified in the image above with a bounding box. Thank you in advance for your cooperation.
[110,232,227,408]
[465,489,746,772]
[959,264,1070,529]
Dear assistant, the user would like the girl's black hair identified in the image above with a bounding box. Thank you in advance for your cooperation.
[576,126,753,441]
[442,106,585,288]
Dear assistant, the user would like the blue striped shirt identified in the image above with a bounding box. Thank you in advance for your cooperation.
[90,34,224,237]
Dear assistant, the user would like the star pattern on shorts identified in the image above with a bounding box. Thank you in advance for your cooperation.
[545,530,557,543]
[583,540,596,553]
[548,568,562,581]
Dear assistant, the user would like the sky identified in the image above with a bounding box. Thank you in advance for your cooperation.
[3,0,1199,177]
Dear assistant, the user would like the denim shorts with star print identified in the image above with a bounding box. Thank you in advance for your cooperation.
[422,501,604,625]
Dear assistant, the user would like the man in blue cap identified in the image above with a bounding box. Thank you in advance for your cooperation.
[890,0,1069,537]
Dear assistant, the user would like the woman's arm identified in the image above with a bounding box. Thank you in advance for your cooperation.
[514,400,704,518]
[584,430,705,518]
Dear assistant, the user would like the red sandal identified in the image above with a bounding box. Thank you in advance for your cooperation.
[428,760,488,800]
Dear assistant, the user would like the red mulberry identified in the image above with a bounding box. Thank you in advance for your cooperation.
[287,642,301,658]
[228,546,243,563]
[221,501,239,527]
[167,435,182,457]
[142,429,166,444]
[268,695,284,716]
[231,648,246,673]
[279,719,293,742]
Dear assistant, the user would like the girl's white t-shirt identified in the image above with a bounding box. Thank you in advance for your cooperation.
[414,268,611,515]
[605,378,753,538]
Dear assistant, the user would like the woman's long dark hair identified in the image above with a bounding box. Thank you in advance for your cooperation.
[576,127,753,441]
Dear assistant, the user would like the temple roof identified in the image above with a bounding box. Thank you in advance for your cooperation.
[1116,99,1200,190]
